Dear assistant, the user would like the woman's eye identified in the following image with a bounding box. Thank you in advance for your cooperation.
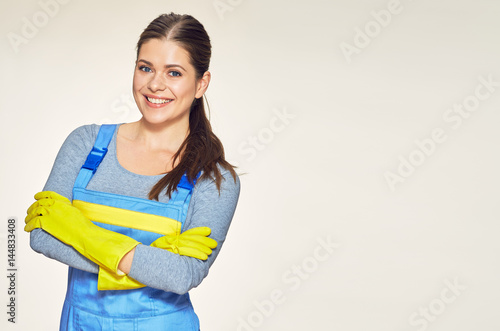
[169,71,181,77]
[139,65,152,73]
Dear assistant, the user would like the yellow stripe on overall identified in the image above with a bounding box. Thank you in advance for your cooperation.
[73,199,182,237]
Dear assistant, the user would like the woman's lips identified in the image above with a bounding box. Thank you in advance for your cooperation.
[144,95,173,108]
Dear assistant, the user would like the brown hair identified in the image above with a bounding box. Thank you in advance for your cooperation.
[136,12,238,200]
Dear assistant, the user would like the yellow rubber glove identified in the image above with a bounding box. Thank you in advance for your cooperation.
[98,227,218,290]
[151,227,218,260]
[25,191,140,275]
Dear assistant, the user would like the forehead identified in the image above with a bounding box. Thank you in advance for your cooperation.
[138,39,191,66]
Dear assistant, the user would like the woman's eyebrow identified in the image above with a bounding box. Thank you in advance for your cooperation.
[137,59,153,66]
[165,64,186,71]
[137,59,186,71]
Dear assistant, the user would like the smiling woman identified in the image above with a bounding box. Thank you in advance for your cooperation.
[25,12,240,331]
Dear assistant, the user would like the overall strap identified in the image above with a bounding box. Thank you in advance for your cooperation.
[74,124,117,189]
[170,171,202,231]
[168,171,202,206]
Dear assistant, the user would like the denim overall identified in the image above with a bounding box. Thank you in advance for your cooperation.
[59,124,201,330]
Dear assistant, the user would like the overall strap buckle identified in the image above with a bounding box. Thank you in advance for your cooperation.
[82,146,108,174]
[74,124,117,190]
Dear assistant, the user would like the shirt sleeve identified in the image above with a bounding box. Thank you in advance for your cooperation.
[29,124,100,274]
[127,168,241,295]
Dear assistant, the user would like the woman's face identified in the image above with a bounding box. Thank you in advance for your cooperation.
[132,38,208,128]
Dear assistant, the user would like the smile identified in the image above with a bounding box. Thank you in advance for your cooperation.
[146,96,173,104]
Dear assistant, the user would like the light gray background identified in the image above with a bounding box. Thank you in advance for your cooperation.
[1,0,499,330]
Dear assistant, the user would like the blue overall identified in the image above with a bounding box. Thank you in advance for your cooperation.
[59,124,201,331]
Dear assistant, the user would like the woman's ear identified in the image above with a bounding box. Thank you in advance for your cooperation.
[195,71,211,99]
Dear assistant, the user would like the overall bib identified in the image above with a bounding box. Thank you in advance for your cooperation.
[59,124,201,331]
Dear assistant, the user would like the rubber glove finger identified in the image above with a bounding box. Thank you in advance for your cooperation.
[26,201,39,215]
[177,238,214,254]
[177,246,209,260]
[25,206,49,224]
[26,199,55,216]
[26,200,53,215]
[151,241,178,252]
[34,191,70,203]
[150,235,176,249]
[26,200,41,215]
[24,217,42,232]
[182,227,211,237]
[180,235,218,249]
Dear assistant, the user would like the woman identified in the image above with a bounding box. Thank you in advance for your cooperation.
[25,12,240,330]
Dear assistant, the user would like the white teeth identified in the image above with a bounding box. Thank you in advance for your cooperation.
[147,97,172,104]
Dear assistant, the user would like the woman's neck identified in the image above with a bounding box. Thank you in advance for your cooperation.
[124,119,189,153]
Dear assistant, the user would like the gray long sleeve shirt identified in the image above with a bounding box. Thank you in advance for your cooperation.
[29,124,240,295]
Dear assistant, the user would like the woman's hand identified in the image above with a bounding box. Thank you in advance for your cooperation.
[151,227,218,260]
[25,191,140,274]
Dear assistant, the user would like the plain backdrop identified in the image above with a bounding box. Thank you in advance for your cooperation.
[1,0,500,330]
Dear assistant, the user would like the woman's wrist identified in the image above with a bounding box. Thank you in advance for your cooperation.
[117,246,136,275]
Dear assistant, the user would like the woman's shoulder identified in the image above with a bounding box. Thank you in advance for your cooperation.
[56,123,121,160]
[194,163,241,196]
[64,123,122,147]
[65,123,100,143]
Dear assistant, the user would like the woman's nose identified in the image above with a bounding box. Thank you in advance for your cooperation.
[148,73,167,92]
